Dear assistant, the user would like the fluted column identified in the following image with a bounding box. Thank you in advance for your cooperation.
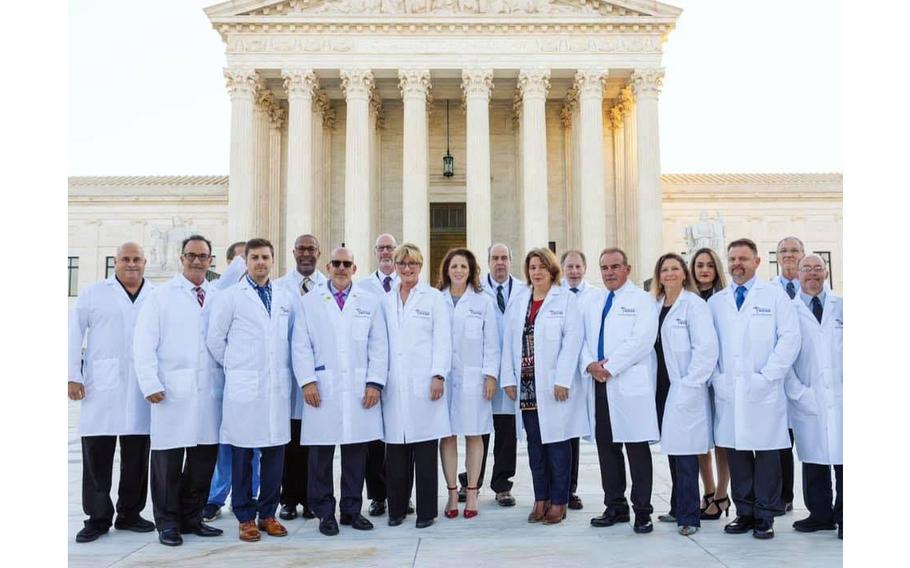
[574,69,609,272]
[267,106,284,268]
[461,68,494,253]
[632,68,665,278]
[518,69,551,252]
[282,69,318,269]
[610,105,626,250]
[225,68,260,241]
[340,69,375,267]
[621,87,638,268]
[399,69,431,275]
[253,87,272,238]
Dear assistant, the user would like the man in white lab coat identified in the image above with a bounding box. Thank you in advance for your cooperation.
[293,247,389,536]
[709,238,801,540]
[134,234,234,546]
[69,242,155,543]
[583,248,659,534]
[272,234,327,522]
[353,233,399,517]
[786,255,843,539]
[206,238,295,542]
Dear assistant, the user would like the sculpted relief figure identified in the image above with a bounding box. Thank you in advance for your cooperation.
[302,0,595,13]
[381,0,405,12]
[684,211,726,258]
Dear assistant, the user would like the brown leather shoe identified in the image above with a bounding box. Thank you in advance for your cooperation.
[257,517,288,537]
[527,500,549,523]
[239,520,261,542]
[543,504,567,525]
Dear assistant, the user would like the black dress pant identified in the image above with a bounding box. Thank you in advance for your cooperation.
[802,463,843,525]
[569,437,580,494]
[308,443,368,520]
[81,435,151,530]
[150,444,219,531]
[458,414,518,493]
[593,382,653,514]
[780,429,795,504]
[280,419,309,509]
[727,447,784,521]
[386,440,438,522]
[364,439,387,501]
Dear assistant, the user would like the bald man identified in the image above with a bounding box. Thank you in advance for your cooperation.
[68,242,156,543]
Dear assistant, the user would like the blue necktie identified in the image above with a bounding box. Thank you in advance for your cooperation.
[785,281,796,299]
[597,291,615,361]
[735,285,747,311]
[811,296,823,323]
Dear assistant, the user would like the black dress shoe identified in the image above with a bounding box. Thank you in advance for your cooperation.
[415,518,434,529]
[724,515,756,534]
[388,516,405,527]
[279,504,298,520]
[457,486,467,503]
[785,502,793,512]
[753,518,775,539]
[368,499,386,517]
[301,505,317,519]
[407,500,415,515]
[75,526,108,543]
[181,522,224,537]
[158,528,183,546]
[340,513,374,530]
[838,524,843,540]
[568,494,583,510]
[793,516,836,532]
[319,516,340,536]
[633,514,653,534]
[590,508,630,527]
[114,516,155,533]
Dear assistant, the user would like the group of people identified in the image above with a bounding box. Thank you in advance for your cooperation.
[68,231,842,547]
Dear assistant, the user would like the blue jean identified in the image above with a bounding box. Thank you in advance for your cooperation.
[668,454,700,527]
[522,409,572,505]
[207,443,260,507]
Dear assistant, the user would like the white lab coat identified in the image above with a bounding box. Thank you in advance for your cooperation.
[274,268,327,420]
[653,291,719,455]
[483,274,527,415]
[68,277,154,436]
[501,285,589,444]
[205,278,294,448]
[382,282,453,444]
[442,287,500,436]
[580,280,660,443]
[708,279,801,450]
[355,269,400,298]
[292,286,388,445]
[785,294,843,465]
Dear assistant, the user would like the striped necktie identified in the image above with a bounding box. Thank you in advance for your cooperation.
[194,286,205,307]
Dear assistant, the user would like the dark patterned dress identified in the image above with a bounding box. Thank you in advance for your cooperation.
[519,297,545,411]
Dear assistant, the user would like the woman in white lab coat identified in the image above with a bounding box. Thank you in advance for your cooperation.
[501,248,586,525]
[382,243,452,529]
[651,253,719,535]
[436,248,500,519]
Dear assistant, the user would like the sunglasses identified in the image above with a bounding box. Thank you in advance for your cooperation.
[330,260,354,268]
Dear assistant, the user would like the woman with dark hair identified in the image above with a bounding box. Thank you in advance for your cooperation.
[689,247,732,519]
[651,253,718,535]
[436,248,500,519]
[501,248,587,525]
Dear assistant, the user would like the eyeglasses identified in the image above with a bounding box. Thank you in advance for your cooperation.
[396,261,420,269]
[799,266,826,274]
[182,253,211,262]
[330,260,354,268]
[295,246,318,254]
[375,245,395,252]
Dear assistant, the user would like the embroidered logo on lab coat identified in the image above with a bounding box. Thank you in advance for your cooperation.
[751,306,772,316]
[414,309,431,318]
[619,306,637,316]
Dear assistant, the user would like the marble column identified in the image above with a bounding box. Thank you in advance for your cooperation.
[224,68,259,242]
[574,69,609,272]
[340,69,375,268]
[610,105,626,251]
[312,90,332,254]
[632,68,665,278]
[282,69,318,269]
[267,106,284,267]
[253,88,272,239]
[621,87,639,268]
[461,68,494,253]
[399,69,432,273]
[518,69,551,252]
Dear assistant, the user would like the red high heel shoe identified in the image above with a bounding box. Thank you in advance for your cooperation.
[463,487,479,518]
[444,486,459,519]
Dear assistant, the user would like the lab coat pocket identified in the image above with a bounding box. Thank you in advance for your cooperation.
[226,370,259,403]
[89,358,120,391]
[462,367,484,397]
[411,372,432,399]
[672,383,703,416]
[545,320,562,341]
[795,387,821,416]
[670,327,690,352]
[617,363,651,397]
[747,372,777,404]
[465,317,483,340]
[711,372,732,402]
[164,368,197,400]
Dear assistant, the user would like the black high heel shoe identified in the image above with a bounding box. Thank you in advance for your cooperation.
[701,496,730,520]
[699,492,715,513]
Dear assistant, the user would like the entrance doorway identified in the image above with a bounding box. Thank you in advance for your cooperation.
[429,202,466,287]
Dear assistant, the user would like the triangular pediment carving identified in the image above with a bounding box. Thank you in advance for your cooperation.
[206,0,681,18]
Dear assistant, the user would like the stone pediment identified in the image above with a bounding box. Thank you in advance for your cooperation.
[206,0,681,18]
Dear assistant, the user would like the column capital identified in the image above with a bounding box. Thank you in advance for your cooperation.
[340,69,375,101]
[282,69,318,98]
[619,86,634,114]
[573,69,608,100]
[268,105,285,129]
[224,68,260,98]
[461,68,494,100]
[255,88,275,113]
[517,69,551,99]
[398,69,432,100]
[631,67,665,98]
[609,105,624,130]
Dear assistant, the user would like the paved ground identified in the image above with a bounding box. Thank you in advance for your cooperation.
[68,402,842,567]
